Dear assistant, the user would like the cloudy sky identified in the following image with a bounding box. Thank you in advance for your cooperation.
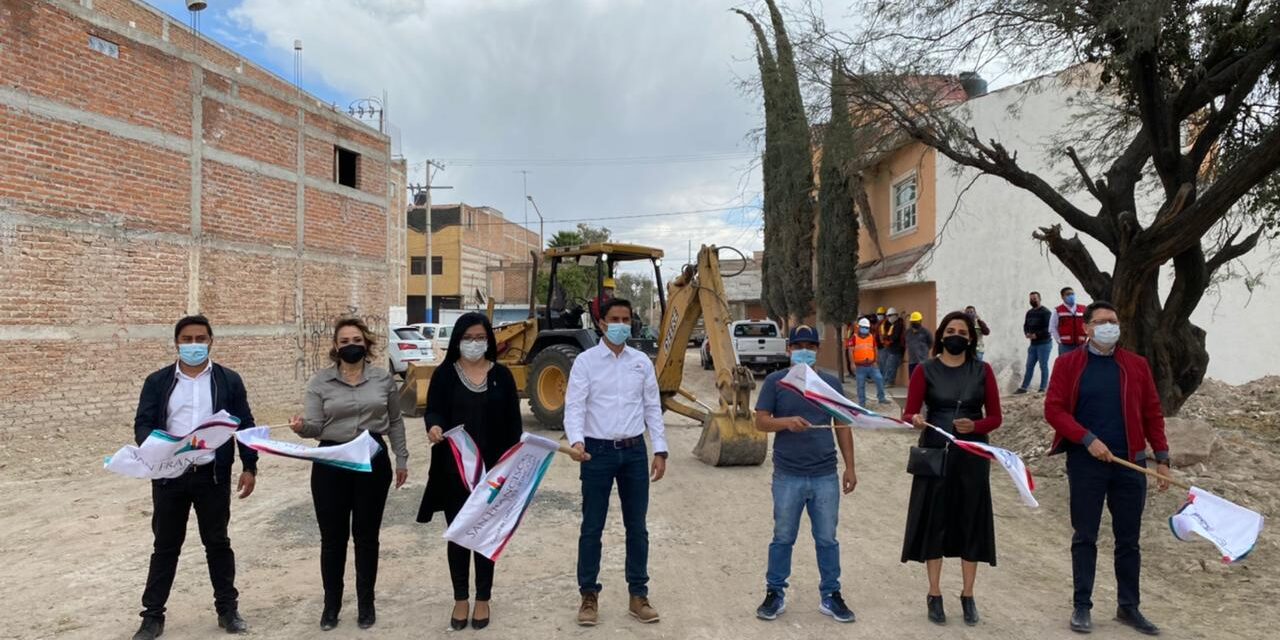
[149,0,836,278]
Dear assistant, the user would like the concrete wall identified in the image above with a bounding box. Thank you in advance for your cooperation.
[0,0,395,433]
[930,69,1280,386]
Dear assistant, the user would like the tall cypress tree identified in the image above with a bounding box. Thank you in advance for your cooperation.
[816,60,861,328]
[737,0,815,324]
[734,8,788,321]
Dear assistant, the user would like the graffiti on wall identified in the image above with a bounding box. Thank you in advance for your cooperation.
[295,301,389,379]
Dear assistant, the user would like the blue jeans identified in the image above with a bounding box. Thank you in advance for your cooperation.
[1060,343,1081,356]
[766,472,841,596]
[855,365,886,405]
[1021,342,1053,391]
[577,440,650,596]
[879,350,903,382]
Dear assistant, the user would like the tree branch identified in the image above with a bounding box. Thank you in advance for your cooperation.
[1066,146,1104,202]
[1032,224,1113,299]
[1143,124,1280,262]
[1206,226,1265,277]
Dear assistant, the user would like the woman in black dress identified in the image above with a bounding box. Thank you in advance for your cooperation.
[901,310,1003,627]
[417,313,522,631]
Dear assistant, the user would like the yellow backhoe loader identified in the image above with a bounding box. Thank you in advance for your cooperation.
[397,243,766,466]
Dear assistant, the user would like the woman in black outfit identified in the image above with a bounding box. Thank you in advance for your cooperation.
[901,310,1003,627]
[417,313,522,631]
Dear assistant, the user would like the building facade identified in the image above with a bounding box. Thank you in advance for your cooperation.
[0,0,402,432]
[815,67,1279,387]
[405,203,539,322]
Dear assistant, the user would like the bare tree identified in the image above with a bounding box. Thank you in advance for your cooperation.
[795,0,1280,414]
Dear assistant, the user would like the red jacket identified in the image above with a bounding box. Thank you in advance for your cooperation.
[1044,345,1169,463]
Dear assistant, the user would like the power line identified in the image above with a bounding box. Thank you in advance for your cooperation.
[409,204,760,227]
[438,151,754,167]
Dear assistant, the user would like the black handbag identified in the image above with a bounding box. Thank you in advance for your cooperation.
[907,445,948,477]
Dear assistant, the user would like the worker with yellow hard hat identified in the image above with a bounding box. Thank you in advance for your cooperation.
[905,311,933,379]
[590,278,617,327]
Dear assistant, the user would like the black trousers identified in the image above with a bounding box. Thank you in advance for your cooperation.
[311,441,392,611]
[140,463,238,620]
[444,500,496,601]
[1066,448,1147,609]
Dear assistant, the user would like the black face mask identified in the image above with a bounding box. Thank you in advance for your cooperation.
[941,335,969,355]
[337,344,367,364]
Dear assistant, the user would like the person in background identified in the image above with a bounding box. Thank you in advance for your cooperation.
[901,311,1003,628]
[565,298,668,627]
[419,313,523,631]
[905,311,933,379]
[753,325,858,624]
[874,306,887,326]
[1050,287,1089,356]
[1044,301,1170,636]
[1016,292,1053,394]
[847,318,889,407]
[877,308,907,383]
[289,318,409,632]
[963,306,991,362]
[130,315,258,640]
[589,277,617,326]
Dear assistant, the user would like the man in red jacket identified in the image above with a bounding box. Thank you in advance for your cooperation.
[1044,301,1169,637]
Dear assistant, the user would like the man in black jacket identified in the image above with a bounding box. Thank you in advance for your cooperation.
[131,315,259,640]
[1016,292,1054,394]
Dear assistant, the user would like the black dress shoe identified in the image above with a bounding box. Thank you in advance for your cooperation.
[1070,606,1092,633]
[320,608,340,631]
[927,595,946,625]
[132,617,164,640]
[358,606,376,630]
[472,601,490,630]
[1116,606,1161,636]
[450,617,469,631]
[960,595,979,626]
[217,610,248,634]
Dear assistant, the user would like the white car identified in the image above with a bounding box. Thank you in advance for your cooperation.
[410,323,446,360]
[433,324,453,357]
[388,326,436,376]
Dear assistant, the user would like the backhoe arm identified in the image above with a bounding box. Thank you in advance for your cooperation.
[654,246,766,466]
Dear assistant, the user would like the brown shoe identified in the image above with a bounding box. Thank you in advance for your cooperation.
[629,596,660,623]
[577,593,599,627]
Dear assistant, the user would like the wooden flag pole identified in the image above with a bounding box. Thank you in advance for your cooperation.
[1110,457,1191,490]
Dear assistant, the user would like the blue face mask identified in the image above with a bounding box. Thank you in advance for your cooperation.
[1065,294,1077,307]
[858,328,870,337]
[790,349,817,366]
[178,343,209,366]
[604,323,631,346]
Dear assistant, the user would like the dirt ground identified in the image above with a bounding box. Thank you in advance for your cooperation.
[0,353,1275,639]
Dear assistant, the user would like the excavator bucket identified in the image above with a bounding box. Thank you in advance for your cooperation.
[397,362,436,418]
[692,412,767,466]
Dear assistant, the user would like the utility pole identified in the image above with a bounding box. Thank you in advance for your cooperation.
[526,195,545,251]
[414,160,451,324]
[517,169,532,233]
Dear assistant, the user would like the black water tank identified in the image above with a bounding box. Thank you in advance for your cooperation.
[959,72,988,98]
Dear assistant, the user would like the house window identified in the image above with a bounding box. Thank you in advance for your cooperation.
[410,257,426,275]
[431,256,443,275]
[335,146,360,188]
[892,173,918,235]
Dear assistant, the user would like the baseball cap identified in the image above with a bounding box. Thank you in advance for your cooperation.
[788,325,820,345]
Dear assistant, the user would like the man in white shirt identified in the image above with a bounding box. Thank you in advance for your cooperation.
[130,316,258,640]
[565,298,668,627]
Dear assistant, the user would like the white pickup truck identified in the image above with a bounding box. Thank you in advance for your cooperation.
[702,319,789,376]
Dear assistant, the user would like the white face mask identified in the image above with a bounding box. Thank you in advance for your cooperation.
[459,340,487,362]
[1092,323,1121,347]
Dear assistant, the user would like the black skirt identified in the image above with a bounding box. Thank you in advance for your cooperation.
[901,446,997,565]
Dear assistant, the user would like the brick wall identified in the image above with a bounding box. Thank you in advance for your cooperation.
[0,0,397,450]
